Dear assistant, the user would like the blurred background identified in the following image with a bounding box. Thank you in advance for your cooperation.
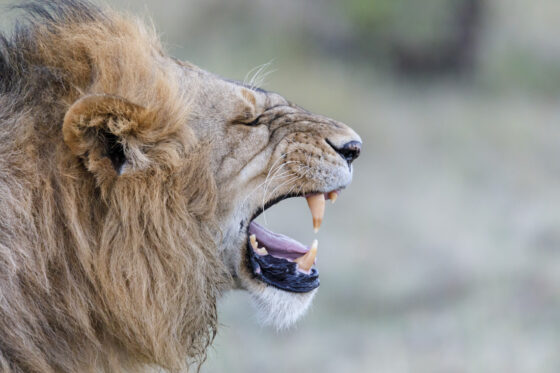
[4,0,560,371]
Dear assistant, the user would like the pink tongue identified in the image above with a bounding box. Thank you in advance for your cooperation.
[249,221,309,260]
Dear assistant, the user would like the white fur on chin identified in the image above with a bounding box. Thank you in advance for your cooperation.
[250,286,317,330]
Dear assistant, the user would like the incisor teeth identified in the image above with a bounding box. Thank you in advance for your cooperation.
[249,234,258,250]
[256,247,268,256]
[295,239,318,272]
[328,191,338,204]
[306,194,325,233]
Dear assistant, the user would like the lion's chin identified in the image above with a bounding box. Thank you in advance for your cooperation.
[249,286,318,330]
[235,247,318,330]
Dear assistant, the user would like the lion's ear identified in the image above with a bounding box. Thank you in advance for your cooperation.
[63,94,153,176]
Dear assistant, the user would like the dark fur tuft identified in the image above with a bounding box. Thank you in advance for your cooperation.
[0,0,103,97]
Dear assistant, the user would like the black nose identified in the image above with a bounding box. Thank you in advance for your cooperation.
[328,140,362,165]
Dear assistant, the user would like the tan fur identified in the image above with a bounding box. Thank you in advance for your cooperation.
[0,2,227,372]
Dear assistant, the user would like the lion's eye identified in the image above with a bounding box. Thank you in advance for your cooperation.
[243,116,262,127]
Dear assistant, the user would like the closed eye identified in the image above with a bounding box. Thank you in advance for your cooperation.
[243,115,262,126]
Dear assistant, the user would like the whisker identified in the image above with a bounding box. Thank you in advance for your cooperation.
[243,60,275,89]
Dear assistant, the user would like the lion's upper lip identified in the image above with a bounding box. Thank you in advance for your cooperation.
[248,190,339,232]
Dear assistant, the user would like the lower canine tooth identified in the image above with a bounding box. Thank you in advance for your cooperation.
[306,194,325,233]
[256,247,268,256]
[250,234,258,250]
[295,239,318,272]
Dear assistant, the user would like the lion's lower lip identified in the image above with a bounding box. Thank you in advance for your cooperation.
[246,238,320,293]
[246,204,320,293]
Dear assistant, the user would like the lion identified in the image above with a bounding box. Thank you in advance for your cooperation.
[0,1,361,372]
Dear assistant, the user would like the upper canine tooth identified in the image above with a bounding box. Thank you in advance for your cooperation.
[328,191,338,204]
[306,194,325,233]
[295,239,318,272]
[250,234,258,250]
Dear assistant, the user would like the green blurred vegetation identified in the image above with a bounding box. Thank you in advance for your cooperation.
[341,0,469,52]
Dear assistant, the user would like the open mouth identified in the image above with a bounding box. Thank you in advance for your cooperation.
[246,191,339,293]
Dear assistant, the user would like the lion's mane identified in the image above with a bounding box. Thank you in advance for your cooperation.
[0,1,228,372]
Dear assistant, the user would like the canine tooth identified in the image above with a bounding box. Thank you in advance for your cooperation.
[306,194,325,233]
[250,234,258,250]
[256,247,268,256]
[328,191,338,204]
[295,239,318,272]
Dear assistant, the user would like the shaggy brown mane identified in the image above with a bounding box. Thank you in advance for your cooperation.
[0,1,228,372]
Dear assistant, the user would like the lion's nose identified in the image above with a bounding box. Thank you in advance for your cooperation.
[328,140,361,165]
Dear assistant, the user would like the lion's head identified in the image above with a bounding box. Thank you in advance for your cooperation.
[184,67,361,328]
[0,1,360,372]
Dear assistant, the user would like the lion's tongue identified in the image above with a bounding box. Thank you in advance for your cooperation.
[248,221,309,261]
